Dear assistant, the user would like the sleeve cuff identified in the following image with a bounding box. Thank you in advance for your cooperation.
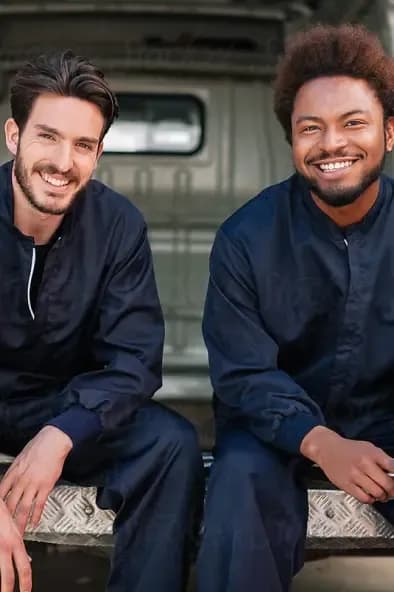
[46,405,102,447]
[273,413,325,455]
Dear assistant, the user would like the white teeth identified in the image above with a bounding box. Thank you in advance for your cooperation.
[319,160,354,171]
[41,172,69,187]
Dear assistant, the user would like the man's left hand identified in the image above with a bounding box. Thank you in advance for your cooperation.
[0,426,73,534]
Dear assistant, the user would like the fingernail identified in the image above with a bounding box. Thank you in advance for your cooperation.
[28,555,32,562]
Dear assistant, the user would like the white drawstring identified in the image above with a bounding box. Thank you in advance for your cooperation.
[27,247,36,320]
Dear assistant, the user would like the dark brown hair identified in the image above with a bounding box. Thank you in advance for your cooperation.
[10,50,118,140]
[274,24,394,143]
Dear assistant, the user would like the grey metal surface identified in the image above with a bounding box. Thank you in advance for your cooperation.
[21,482,394,549]
[0,3,286,79]
[306,490,394,550]
[25,485,114,547]
[0,453,389,549]
[0,1,292,19]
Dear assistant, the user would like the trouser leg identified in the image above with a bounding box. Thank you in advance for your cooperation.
[196,429,308,592]
[106,409,203,592]
[66,402,204,592]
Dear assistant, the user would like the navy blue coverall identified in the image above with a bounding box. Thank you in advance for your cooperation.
[0,161,204,592]
[197,173,394,592]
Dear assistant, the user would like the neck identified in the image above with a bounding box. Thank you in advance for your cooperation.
[310,179,381,228]
[12,168,64,245]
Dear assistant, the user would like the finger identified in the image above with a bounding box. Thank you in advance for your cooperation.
[12,542,32,592]
[356,474,387,501]
[375,450,394,474]
[0,471,16,501]
[5,483,25,517]
[30,491,48,529]
[14,489,36,535]
[387,475,394,499]
[351,485,375,505]
[0,556,15,592]
[364,464,394,498]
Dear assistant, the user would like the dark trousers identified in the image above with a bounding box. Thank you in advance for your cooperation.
[0,395,205,592]
[196,429,307,592]
[196,419,394,592]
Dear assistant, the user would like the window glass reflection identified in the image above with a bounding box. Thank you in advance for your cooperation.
[103,94,203,154]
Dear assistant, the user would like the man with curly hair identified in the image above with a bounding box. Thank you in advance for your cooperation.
[197,24,394,592]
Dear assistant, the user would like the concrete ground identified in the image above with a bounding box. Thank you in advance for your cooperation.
[27,543,394,591]
[293,556,394,591]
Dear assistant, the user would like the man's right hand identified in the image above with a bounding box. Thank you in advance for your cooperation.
[300,426,394,504]
[0,498,31,592]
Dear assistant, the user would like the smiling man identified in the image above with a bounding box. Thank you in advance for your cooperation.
[0,51,203,592]
[197,25,394,592]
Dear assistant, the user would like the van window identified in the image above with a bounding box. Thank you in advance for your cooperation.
[103,93,203,155]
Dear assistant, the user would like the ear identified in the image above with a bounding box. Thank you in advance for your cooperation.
[385,116,394,152]
[4,118,20,156]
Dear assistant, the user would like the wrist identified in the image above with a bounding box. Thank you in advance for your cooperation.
[300,425,341,464]
[39,425,73,458]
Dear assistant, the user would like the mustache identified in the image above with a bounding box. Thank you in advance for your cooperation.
[35,164,79,183]
[306,149,361,164]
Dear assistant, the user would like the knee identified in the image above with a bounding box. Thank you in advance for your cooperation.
[156,411,202,471]
[210,431,289,499]
[202,432,307,552]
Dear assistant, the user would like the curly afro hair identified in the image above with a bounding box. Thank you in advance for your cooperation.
[274,24,394,144]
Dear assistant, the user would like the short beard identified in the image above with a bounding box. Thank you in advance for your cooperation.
[14,151,82,215]
[300,154,386,208]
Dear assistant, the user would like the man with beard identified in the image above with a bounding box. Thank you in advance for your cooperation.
[0,51,203,592]
[197,24,394,592]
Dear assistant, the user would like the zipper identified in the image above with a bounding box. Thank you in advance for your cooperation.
[27,247,36,320]
[344,238,349,247]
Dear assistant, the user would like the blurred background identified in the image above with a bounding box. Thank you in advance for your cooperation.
[1,1,394,589]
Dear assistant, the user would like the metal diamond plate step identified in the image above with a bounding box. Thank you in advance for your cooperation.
[1,454,394,549]
[306,489,394,550]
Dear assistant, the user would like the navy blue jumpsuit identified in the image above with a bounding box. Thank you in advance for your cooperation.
[197,173,394,592]
[0,160,204,592]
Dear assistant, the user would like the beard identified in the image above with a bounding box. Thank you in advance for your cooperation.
[299,153,386,208]
[14,150,84,215]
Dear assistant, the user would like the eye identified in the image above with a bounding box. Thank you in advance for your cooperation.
[345,120,365,127]
[39,132,55,141]
[77,142,93,151]
[301,125,320,134]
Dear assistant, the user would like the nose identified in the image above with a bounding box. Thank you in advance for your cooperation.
[52,142,74,173]
[319,126,347,154]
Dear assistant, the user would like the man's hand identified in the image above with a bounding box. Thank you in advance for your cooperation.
[0,497,31,592]
[0,426,73,534]
[300,426,394,504]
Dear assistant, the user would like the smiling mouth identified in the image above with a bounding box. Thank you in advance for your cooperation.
[39,171,72,189]
[311,159,358,173]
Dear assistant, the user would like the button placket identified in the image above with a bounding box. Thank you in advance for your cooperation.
[328,235,369,413]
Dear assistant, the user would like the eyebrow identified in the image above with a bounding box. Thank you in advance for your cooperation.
[34,124,99,145]
[295,110,371,125]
